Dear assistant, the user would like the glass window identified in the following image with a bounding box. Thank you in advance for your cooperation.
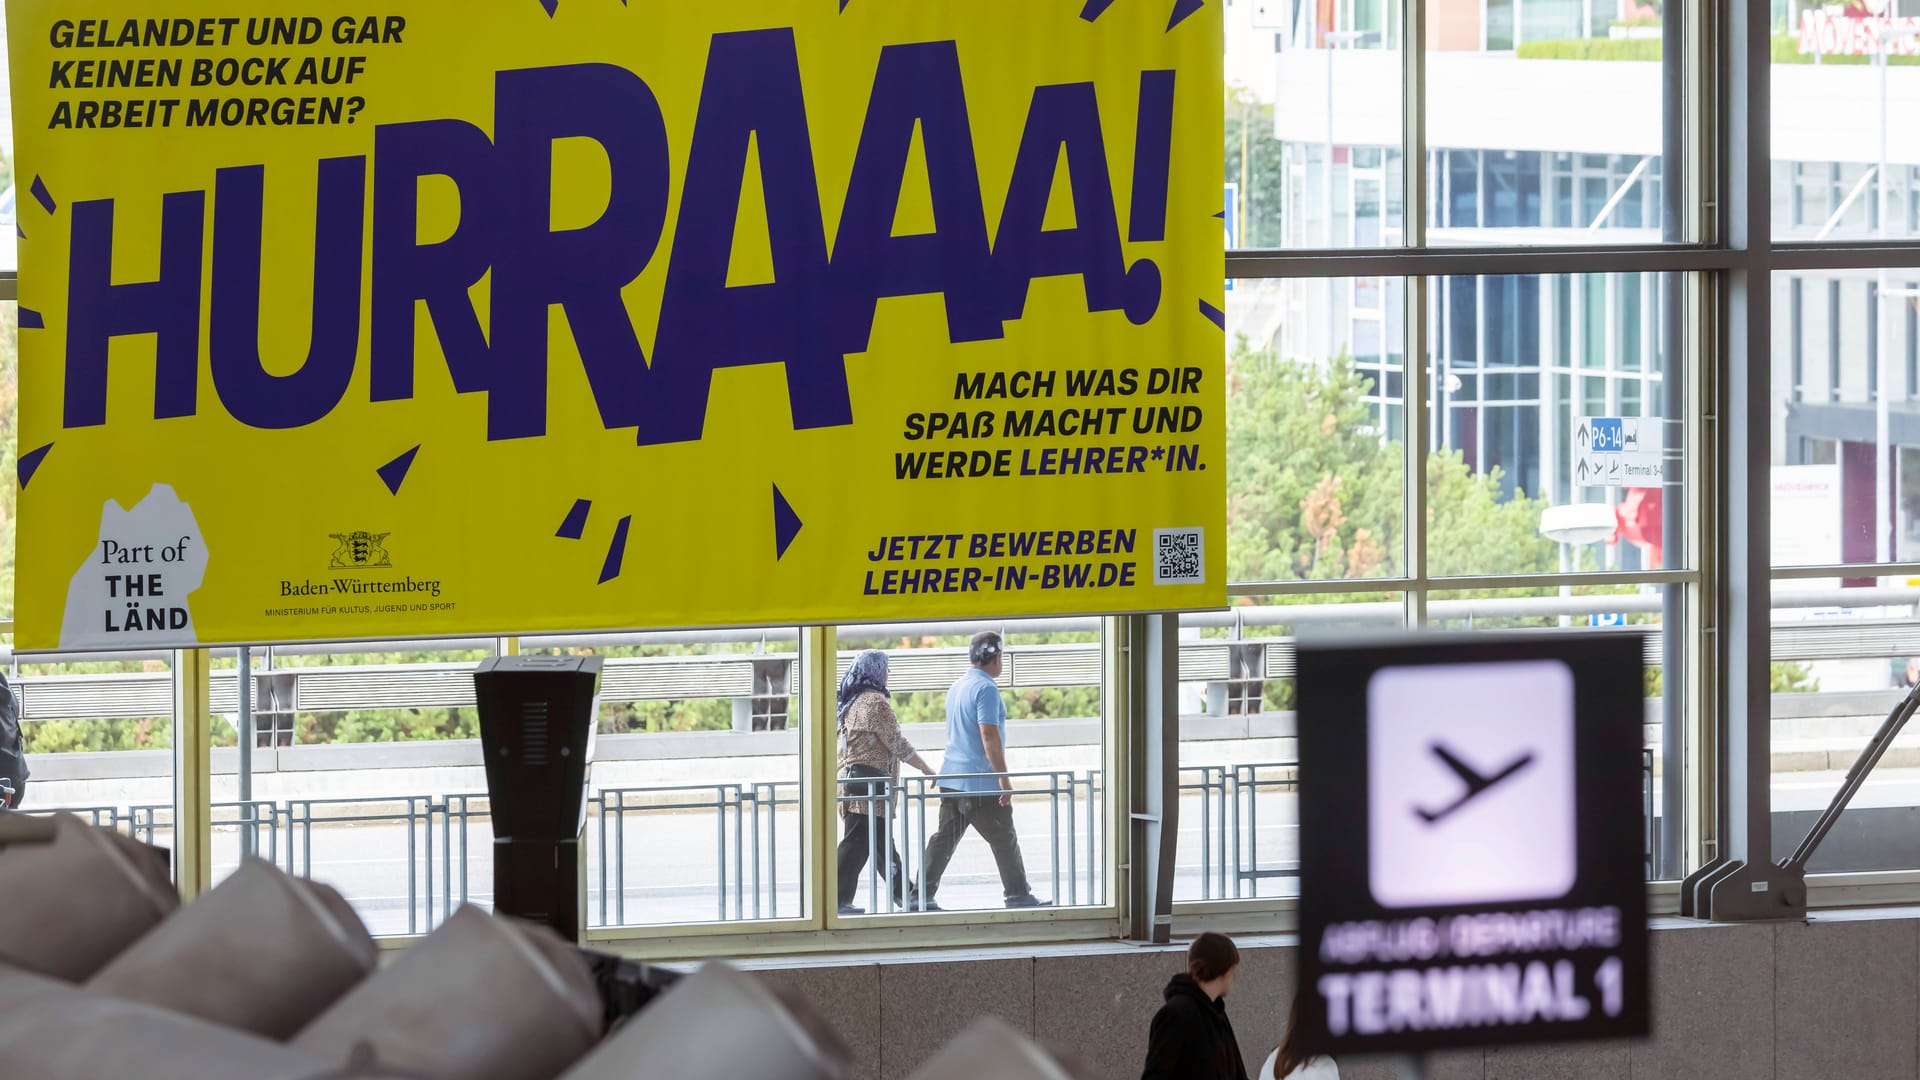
[1430,11,1667,247]
[831,619,1105,916]
[1621,273,1646,372]
[1229,0,1402,250]
[15,650,180,861]
[1174,595,1404,903]
[1772,270,1920,567]
[1766,9,1920,239]
[1431,274,1684,577]
[1228,278,1408,584]
[1773,28,1920,242]
[1486,0,1516,51]
[1519,0,1585,44]
[1769,595,1920,874]
[203,632,808,935]
[1429,583,1678,879]
[535,631,805,930]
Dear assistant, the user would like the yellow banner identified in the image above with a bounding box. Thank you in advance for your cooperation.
[8,0,1224,649]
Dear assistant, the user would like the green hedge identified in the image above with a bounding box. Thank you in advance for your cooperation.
[1516,34,1920,65]
[1516,37,1662,61]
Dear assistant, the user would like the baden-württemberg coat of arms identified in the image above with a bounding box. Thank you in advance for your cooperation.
[329,531,391,570]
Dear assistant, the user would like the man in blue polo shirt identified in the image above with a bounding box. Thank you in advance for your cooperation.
[918,631,1050,909]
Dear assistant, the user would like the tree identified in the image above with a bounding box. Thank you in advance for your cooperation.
[1226,335,1559,585]
[1225,84,1289,250]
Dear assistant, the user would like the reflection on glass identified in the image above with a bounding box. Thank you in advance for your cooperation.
[1430,583,1673,878]
[1768,592,1920,873]
[1429,273,1681,579]
[832,619,1106,916]
[1426,0,1667,248]
[206,632,813,934]
[1772,11,1920,243]
[1771,269,1920,566]
[1227,279,1407,583]
[1226,0,1402,250]
[1173,596,1405,903]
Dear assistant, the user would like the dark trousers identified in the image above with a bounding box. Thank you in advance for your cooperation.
[920,789,1031,900]
[836,766,911,907]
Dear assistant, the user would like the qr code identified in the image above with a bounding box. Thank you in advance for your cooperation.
[1153,528,1205,585]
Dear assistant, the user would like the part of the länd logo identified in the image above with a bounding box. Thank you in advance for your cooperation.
[328,531,392,570]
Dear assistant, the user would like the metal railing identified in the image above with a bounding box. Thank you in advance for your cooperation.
[597,781,801,926]
[836,769,1105,914]
[17,584,1920,730]
[1172,749,1661,902]
[26,748,1656,931]
[1177,763,1301,900]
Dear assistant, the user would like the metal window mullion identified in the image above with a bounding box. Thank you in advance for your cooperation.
[1228,577,1419,597]
[1774,243,1920,271]
[172,648,213,900]
[1406,277,1429,631]
[1682,0,1793,920]
[1427,568,1697,591]
[1773,560,1920,579]
[804,626,834,929]
[1654,0,1695,868]
[1402,0,1428,627]
[1227,244,1739,280]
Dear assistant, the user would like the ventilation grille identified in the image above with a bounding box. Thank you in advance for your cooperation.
[520,701,550,767]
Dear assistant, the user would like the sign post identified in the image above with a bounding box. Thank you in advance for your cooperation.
[1295,632,1650,1060]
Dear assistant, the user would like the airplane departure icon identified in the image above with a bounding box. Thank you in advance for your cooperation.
[1413,743,1535,824]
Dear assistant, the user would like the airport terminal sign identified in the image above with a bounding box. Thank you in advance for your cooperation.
[1295,633,1650,1055]
[6,0,1225,648]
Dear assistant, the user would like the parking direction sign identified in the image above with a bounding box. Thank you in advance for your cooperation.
[1574,417,1664,488]
[1296,632,1650,1056]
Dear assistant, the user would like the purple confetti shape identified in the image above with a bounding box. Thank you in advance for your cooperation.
[538,0,559,15]
[1168,0,1205,29]
[29,176,55,215]
[1212,210,1225,219]
[17,443,51,490]
[18,308,43,329]
[599,515,632,583]
[839,0,851,9]
[1199,299,1225,330]
[557,498,592,539]
[773,484,803,561]
[1080,0,1118,19]
[377,445,419,495]
[15,223,24,240]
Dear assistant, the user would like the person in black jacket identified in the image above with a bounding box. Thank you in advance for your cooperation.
[1142,932,1249,1080]
[0,672,24,808]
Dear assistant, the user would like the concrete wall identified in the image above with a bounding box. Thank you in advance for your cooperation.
[732,909,1920,1080]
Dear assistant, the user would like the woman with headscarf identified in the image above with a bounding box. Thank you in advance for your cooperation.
[836,649,935,914]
